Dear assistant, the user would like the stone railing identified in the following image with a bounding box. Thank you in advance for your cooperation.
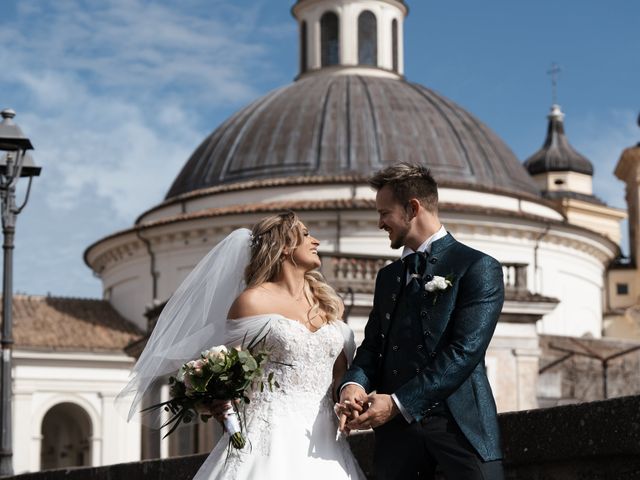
[319,253,530,295]
[12,395,640,480]
[502,262,528,294]
[319,252,394,293]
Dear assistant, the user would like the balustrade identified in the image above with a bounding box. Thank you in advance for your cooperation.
[319,253,529,295]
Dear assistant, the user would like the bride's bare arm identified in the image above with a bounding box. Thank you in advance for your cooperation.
[332,350,348,403]
[227,288,266,320]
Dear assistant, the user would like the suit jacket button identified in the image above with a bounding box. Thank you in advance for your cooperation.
[392,369,398,375]
[429,257,438,264]
[392,345,399,351]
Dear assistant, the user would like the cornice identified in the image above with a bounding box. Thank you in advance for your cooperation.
[292,0,409,17]
[136,176,549,225]
[86,199,619,275]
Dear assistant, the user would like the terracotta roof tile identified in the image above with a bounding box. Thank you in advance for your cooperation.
[10,295,143,352]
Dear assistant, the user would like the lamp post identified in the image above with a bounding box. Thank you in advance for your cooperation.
[0,109,40,477]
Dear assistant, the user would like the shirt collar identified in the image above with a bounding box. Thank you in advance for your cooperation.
[401,225,447,260]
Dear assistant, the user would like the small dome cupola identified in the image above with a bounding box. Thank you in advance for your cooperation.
[524,104,595,196]
[292,0,408,79]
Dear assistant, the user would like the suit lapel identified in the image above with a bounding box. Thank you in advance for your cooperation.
[421,233,458,339]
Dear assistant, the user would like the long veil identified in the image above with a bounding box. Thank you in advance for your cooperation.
[117,228,252,422]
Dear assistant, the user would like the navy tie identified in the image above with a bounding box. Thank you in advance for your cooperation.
[405,252,427,294]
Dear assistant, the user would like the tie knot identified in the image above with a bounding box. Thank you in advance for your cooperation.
[405,252,427,277]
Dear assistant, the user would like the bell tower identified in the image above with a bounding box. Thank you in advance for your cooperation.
[291,0,408,79]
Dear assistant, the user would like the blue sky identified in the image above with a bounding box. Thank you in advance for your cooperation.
[1,0,639,298]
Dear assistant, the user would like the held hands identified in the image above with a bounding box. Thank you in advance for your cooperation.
[336,385,399,434]
[336,384,369,435]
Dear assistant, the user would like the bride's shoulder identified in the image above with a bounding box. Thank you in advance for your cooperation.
[227,286,270,320]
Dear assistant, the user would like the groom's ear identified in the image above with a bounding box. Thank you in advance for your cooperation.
[407,198,421,219]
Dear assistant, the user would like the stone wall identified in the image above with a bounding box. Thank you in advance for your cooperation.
[11,395,640,480]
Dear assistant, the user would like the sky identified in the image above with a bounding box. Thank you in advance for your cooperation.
[1,0,639,299]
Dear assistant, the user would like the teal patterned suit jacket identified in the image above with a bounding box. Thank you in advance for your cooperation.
[341,233,504,461]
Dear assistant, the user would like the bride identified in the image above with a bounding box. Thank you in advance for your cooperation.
[119,211,366,480]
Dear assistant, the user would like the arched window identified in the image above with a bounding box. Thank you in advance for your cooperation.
[392,19,399,71]
[320,12,339,66]
[358,11,377,66]
[300,21,308,73]
[41,403,92,469]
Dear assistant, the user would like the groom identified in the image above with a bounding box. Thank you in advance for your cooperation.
[338,163,505,479]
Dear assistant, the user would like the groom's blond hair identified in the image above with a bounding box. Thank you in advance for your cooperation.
[369,163,439,213]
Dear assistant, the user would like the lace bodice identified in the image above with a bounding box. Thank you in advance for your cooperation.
[194,315,365,479]
[249,315,344,406]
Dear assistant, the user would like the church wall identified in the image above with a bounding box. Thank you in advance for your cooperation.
[12,351,140,474]
[607,268,638,311]
[103,257,150,331]
[490,322,540,412]
[98,198,614,336]
[563,202,625,245]
[541,171,594,195]
[535,245,603,337]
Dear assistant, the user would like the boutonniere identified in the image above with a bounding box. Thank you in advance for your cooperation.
[424,274,454,305]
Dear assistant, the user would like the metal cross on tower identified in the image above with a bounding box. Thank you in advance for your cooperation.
[547,62,562,105]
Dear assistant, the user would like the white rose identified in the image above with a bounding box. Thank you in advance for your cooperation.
[433,276,448,289]
[203,345,228,361]
[424,282,437,292]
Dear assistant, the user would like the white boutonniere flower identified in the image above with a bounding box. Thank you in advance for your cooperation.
[424,276,452,292]
[425,274,454,304]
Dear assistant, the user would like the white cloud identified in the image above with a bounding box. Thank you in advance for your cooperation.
[0,0,291,297]
[1,0,282,220]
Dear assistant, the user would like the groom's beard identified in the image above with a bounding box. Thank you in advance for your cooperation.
[389,219,411,249]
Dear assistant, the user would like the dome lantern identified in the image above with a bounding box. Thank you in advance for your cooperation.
[523,103,594,196]
[292,0,408,79]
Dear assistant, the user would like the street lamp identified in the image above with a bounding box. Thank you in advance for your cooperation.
[0,109,40,477]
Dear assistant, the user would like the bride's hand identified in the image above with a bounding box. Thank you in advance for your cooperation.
[337,385,368,434]
[195,399,235,424]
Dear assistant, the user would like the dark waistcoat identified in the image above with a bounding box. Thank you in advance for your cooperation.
[379,287,427,390]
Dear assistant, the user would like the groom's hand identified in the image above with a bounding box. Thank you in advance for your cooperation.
[347,393,398,430]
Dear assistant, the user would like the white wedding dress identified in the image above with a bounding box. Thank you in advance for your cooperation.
[193,314,366,480]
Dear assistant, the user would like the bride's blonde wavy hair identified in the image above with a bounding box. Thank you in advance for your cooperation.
[245,211,342,323]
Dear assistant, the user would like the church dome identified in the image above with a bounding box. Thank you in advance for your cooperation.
[166,74,540,200]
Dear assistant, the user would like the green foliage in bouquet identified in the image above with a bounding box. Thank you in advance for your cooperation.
[142,324,283,448]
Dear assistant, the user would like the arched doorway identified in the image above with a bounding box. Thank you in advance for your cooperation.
[40,402,92,469]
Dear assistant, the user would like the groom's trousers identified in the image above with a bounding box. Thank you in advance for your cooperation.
[373,409,505,480]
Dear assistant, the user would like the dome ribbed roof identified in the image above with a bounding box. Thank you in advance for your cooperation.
[523,105,594,176]
[166,75,541,200]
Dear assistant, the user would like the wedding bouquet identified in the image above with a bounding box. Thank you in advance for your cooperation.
[143,327,280,449]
